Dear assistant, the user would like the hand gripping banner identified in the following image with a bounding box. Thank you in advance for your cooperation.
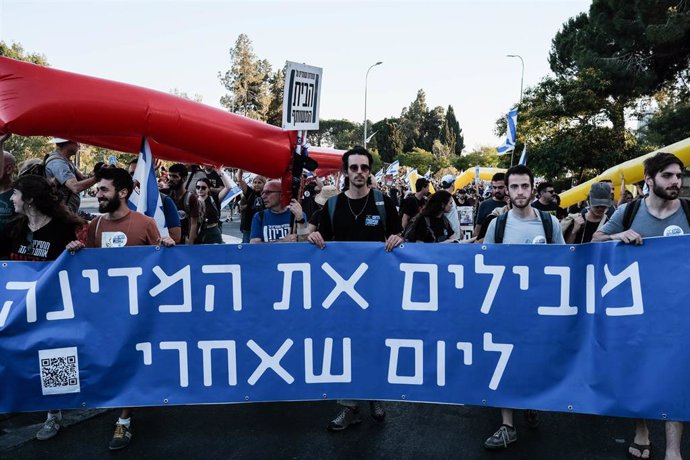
[1,237,689,421]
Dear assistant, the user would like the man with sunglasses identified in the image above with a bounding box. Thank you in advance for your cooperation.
[167,163,200,244]
[531,181,559,214]
[308,145,403,432]
[249,179,307,243]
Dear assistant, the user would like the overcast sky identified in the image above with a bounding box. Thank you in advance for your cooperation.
[0,0,590,150]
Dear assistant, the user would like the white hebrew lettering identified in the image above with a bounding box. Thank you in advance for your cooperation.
[304,338,352,383]
[150,266,192,313]
[385,339,424,385]
[274,263,312,310]
[483,333,513,391]
[202,265,242,312]
[136,342,152,365]
[321,263,369,309]
[475,255,505,314]
[437,341,446,386]
[537,266,578,316]
[456,342,473,365]
[586,264,596,314]
[512,266,529,290]
[107,267,143,315]
[400,263,438,311]
[46,270,75,321]
[602,262,644,316]
[198,340,237,387]
[1,281,37,327]
[247,339,295,385]
[447,265,464,289]
[81,269,100,293]
[159,341,189,387]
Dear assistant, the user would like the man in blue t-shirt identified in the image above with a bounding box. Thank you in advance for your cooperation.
[250,180,307,243]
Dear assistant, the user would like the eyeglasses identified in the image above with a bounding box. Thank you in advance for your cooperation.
[196,186,208,191]
[349,164,371,173]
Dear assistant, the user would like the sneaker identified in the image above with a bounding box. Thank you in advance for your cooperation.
[108,423,132,451]
[524,409,539,429]
[327,406,362,432]
[484,424,517,450]
[369,401,386,422]
[36,415,61,440]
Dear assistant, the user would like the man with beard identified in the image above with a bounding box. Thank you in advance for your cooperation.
[308,145,403,432]
[531,181,559,214]
[481,165,564,450]
[167,163,200,245]
[44,138,98,214]
[593,152,690,460]
[400,177,429,230]
[474,172,507,237]
[67,167,174,450]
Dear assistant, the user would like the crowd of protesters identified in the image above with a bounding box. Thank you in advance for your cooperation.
[2,133,688,459]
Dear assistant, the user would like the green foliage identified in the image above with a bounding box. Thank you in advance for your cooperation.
[397,147,449,172]
[640,100,690,149]
[169,88,203,102]
[400,89,429,151]
[371,118,404,162]
[265,66,285,127]
[441,105,464,155]
[0,41,48,66]
[452,146,500,172]
[308,119,361,150]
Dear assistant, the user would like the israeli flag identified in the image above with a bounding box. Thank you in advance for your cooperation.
[128,137,168,236]
[424,166,432,179]
[386,160,399,176]
[220,170,243,210]
[375,168,385,181]
[497,108,518,154]
[518,143,527,166]
[405,168,417,185]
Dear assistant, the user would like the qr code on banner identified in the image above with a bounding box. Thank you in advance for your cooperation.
[38,347,81,395]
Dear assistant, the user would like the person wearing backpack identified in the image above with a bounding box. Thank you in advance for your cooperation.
[44,138,98,214]
[593,152,689,460]
[404,190,458,243]
[481,165,565,450]
[167,163,200,245]
[307,146,403,432]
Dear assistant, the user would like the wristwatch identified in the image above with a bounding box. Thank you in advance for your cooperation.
[295,216,306,224]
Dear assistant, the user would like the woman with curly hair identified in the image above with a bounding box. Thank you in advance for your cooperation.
[0,174,84,261]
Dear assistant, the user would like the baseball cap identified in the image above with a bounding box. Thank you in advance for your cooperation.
[440,175,455,190]
[589,182,613,207]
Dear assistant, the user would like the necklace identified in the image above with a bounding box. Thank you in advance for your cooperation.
[27,214,51,232]
[347,192,370,220]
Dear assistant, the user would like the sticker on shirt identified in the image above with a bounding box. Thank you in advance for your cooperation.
[532,235,547,244]
[102,231,128,248]
[365,215,381,226]
[664,225,684,237]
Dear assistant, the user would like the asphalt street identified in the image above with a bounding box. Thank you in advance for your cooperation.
[2,197,687,459]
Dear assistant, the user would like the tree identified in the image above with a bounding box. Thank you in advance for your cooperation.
[400,89,429,151]
[371,118,404,162]
[265,66,285,127]
[169,88,203,102]
[452,146,500,171]
[420,106,445,151]
[218,34,272,120]
[640,100,690,149]
[442,105,464,154]
[308,119,361,150]
[0,41,48,66]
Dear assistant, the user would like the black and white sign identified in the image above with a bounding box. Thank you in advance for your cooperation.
[282,61,322,131]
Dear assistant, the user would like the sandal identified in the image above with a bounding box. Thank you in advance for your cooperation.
[628,442,651,459]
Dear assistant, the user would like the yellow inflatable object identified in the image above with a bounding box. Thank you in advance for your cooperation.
[407,170,435,194]
[559,137,690,208]
[454,167,507,190]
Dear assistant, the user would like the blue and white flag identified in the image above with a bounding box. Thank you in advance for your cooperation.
[386,160,399,176]
[497,108,518,154]
[220,170,243,210]
[424,166,432,179]
[518,143,527,166]
[128,137,168,236]
[405,168,417,185]
[375,168,385,181]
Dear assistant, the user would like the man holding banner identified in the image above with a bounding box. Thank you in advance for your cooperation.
[307,146,403,431]
[66,167,175,450]
[593,152,689,460]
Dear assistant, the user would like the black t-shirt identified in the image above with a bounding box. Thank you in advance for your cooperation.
[570,218,599,244]
[204,196,220,226]
[388,188,400,207]
[309,207,323,228]
[400,195,425,218]
[240,189,264,232]
[301,182,319,219]
[1,218,77,261]
[318,190,402,242]
[408,215,452,243]
[531,199,559,213]
[476,199,506,225]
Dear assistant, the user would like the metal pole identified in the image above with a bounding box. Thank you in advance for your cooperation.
[364,61,383,148]
[506,55,524,166]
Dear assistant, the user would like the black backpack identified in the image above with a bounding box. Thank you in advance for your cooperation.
[494,209,554,244]
[622,197,690,230]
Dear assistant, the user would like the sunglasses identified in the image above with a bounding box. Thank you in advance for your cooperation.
[196,185,208,191]
[349,164,371,173]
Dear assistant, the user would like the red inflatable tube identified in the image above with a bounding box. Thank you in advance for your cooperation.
[310,147,343,176]
[0,57,305,179]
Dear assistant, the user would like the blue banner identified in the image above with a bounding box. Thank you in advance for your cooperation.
[1,237,689,421]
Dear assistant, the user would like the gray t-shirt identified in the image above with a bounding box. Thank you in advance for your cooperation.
[45,152,80,213]
[444,200,460,237]
[484,209,565,244]
[600,199,690,238]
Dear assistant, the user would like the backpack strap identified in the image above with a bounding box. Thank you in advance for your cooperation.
[327,195,338,230]
[680,198,690,228]
[372,189,387,234]
[622,198,642,231]
[494,212,508,243]
[537,210,554,244]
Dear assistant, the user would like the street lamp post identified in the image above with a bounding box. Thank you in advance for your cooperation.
[506,54,524,166]
[364,61,383,148]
